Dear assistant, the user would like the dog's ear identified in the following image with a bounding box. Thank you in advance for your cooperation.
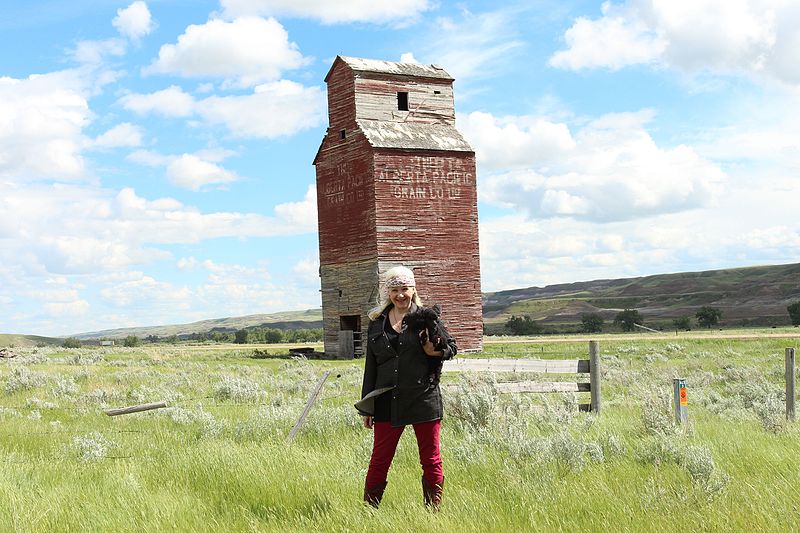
[431,304,442,317]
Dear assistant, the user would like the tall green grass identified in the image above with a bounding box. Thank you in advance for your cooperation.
[1,336,799,531]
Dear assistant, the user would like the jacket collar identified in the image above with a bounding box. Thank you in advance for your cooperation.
[380,302,419,322]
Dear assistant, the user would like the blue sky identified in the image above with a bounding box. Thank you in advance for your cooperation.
[2,0,799,336]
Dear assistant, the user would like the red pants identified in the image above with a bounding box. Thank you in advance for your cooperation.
[365,419,443,490]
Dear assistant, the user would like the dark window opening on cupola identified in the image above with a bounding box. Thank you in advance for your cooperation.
[339,129,346,140]
[397,92,409,111]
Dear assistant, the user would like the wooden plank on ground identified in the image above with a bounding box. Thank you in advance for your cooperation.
[105,401,167,417]
[288,370,332,440]
[442,358,589,374]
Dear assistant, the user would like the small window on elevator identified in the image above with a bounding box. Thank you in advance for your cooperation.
[397,91,409,111]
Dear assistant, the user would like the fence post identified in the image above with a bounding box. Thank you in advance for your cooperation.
[589,340,601,414]
[673,378,688,424]
[786,348,796,421]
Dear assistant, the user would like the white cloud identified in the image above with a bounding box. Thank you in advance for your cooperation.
[460,111,576,171]
[44,299,90,317]
[0,71,90,181]
[292,255,320,286]
[119,81,324,139]
[109,185,315,241]
[92,123,143,148]
[72,38,127,65]
[274,185,318,231]
[166,154,240,190]
[192,259,320,316]
[548,6,665,70]
[42,299,90,317]
[119,85,196,117]
[739,226,800,250]
[476,110,727,222]
[127,149,241,190]
[100,273,191,307]
[478,209,800,293]
[687,91,800,171]
[177,257,198,270]
[91,261,319,330]
[194,147,239,163]
[145,17,309,87]
[113,1,154,41]
[0,181,318,280]
[220,0,432,25]
[550,0,800,85]
[28,287,81,302]
[196,80,325,138]
[418,10,525,82]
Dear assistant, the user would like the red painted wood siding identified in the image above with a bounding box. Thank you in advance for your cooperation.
[373,150,482,351]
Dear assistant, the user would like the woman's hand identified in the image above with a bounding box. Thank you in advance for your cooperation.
[420,331,443,357]
[362,415,374,429]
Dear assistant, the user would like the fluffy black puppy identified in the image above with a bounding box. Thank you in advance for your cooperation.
[402,304,444,351]
[402,304,446,385]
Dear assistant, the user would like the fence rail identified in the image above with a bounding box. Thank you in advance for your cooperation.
[443,340,601,413]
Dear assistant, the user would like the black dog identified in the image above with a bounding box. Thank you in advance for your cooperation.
[402,304,445,351]
[402,304,447,385]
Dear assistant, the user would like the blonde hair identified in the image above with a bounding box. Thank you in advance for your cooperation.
[367,265,423,320]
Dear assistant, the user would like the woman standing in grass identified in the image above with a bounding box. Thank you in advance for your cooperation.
[356,265,457,510]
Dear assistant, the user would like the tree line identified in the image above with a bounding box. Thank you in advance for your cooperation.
[503,301,800,336]
[61,327,323,348]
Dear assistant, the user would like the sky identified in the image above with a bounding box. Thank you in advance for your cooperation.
[2,0,799,336]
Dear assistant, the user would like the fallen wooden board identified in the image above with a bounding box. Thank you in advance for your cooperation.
[105,401,168,417]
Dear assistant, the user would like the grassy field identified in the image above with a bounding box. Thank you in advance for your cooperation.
[2,331,800,532]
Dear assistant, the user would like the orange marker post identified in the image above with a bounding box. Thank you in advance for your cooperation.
[673,378,688,424]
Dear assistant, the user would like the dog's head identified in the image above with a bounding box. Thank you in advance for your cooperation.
[402,304,444,349]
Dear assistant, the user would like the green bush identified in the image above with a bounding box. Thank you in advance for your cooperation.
[505,315,543,335]
[672,316,691,330]
[788,301,800,326]
[122,335,141,347]
[696,306,723,328]
[581,313,604,333]
[62,337,81,348]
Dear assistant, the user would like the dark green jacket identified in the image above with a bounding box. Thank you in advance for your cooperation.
[358,304,457,427]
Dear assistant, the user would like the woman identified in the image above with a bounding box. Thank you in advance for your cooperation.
[355,265,457,510]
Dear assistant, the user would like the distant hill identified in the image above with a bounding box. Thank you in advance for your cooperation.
[3,262,798,343]
[482,262,800,332]
[73,309,323,340]
[0,333,63,348]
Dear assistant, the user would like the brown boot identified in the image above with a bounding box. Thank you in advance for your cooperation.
[363,480,387,509]
[421,476,444,510]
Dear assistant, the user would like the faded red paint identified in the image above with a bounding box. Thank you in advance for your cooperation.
[315,56,482,356]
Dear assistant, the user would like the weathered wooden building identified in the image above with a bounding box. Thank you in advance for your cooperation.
[313,56,482,358]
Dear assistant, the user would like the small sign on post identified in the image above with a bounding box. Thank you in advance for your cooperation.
[673,378,688,424]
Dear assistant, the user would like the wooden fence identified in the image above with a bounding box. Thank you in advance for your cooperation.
[442,340,601,413]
